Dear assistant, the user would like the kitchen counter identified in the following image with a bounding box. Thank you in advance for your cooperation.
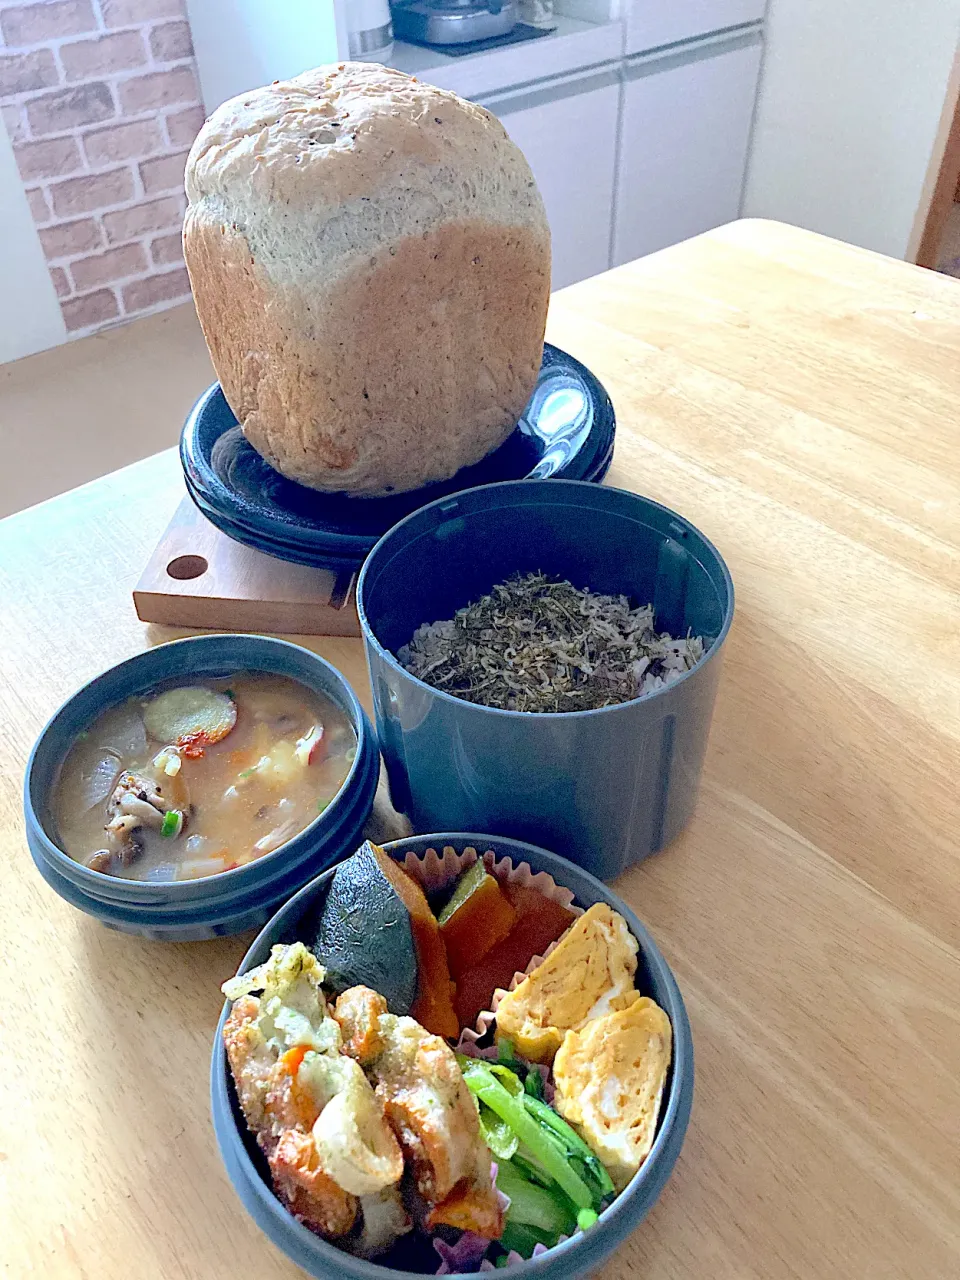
[388,14,623,98]
[2,221,958,1277]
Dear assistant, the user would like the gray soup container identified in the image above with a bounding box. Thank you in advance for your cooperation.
[356,480,734,880]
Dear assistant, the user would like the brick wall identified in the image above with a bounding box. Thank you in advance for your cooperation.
[0,0,205,337]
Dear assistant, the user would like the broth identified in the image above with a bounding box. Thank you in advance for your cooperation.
[54,672,356,881]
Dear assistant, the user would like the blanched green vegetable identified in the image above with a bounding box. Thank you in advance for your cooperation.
[510,1152,556,1191]
[499,1222,558,1259]
[487,1063,525,1095]
[477,1103,519,1161]
[523,1094,615,1202]
[523,1069,545,1100]
[457,1056,594,1211]
[496,1160,576,1238]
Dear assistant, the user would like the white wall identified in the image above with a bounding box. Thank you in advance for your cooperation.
[185,0,341,113]
[0,119,66,364]
[743,0,960,260]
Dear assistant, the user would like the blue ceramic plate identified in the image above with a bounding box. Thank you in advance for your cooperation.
[180,344,615,571]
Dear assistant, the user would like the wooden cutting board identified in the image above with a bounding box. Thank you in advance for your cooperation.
[133,497,360,636]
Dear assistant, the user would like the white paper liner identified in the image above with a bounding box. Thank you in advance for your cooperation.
[394,843,582,1048]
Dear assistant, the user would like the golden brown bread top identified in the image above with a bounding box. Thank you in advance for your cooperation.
[185,62,546,285]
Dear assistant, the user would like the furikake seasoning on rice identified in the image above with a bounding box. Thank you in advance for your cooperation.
[397,572,705,713]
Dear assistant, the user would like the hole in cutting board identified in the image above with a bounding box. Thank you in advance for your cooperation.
[167,554,208,580]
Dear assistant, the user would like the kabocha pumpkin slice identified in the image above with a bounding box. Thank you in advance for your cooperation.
[312,843,418,1016]
[437,860,518,979]
[313,842,458,1040]
[372,845,459,1040]
[453,888,576,1032]
[142,685,237,748]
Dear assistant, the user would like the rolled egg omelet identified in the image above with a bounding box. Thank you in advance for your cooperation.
[553,996,672,1191]
[494,903,639,1063]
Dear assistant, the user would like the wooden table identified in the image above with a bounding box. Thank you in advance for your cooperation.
[2,220,958,1279]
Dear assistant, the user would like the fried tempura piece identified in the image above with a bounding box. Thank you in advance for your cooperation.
[427,1179,505,1237]
[222,945,497,1250]
[268,1129,358,1237]
[223,995,322,1145]
[370,1014,503,1237]
[223,995,275,1133]
[334,986,388,1065]
[223,967,402,1247]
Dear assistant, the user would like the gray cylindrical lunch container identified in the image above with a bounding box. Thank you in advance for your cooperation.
[357,480,733,881]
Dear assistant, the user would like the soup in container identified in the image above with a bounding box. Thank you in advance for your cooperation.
[24,634,380,941]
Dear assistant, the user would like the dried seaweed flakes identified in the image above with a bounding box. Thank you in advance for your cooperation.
[397,572,705,713]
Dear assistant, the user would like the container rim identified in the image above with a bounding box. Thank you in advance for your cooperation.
[24,633,373,896]
[356,478,735,721]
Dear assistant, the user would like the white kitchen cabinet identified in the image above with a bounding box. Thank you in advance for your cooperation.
[613,30,763,267]
[481,68,620,291]
[625,0,766,55]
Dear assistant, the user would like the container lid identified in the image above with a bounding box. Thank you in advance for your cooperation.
[180,343,615,572]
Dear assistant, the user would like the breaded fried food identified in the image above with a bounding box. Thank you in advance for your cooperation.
[269,1129,358,1237]
[426,1179,504,1237]
[334,986,388,1065]
[222,946,407,1247]
[369,1013,503,1237]
[223,994,275,1133]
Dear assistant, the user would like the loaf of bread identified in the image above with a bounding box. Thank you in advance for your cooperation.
[183,62,551,497]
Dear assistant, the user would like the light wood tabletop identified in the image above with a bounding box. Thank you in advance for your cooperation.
[1,220,958,1279]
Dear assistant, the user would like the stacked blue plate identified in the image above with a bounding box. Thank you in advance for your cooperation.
[180,343,615,572]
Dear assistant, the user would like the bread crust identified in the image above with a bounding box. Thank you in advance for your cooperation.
[183,62,550,496]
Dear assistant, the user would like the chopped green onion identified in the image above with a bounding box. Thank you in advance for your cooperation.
[317,798,329,813]
[225,689,235,699]
[238,768,255,779]
[160,809,183,838]
[160,809,183,839]
[577,1208,599,1232]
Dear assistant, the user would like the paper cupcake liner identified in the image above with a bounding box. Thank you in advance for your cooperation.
[463,931,569,1048]
[393,843,582,1048]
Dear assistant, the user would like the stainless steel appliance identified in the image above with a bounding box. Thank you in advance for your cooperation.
[390,0,518,46]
